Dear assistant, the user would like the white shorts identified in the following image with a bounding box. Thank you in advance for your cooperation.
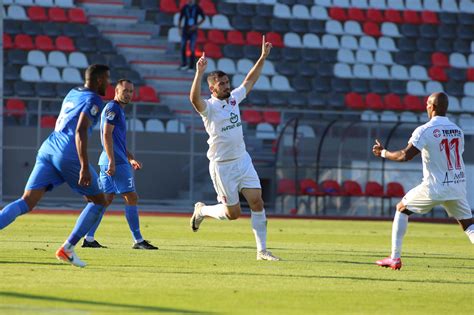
[209,152,261,205]
[402,184,472,220]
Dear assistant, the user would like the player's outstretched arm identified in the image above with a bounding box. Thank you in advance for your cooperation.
[372,139,420,162]
[242,35,272,96]
[189,52,207,113]
[76,112,92,186]
[103,122,116,176]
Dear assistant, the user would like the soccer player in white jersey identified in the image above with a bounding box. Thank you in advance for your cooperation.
[372,92,474,270]
[188,35,280,261]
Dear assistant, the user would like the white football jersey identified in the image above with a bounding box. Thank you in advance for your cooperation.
[409,116,467,200]
[200,85,247,162]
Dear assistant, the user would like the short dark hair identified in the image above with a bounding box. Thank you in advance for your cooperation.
[85,64,110,82]
[116,78,133,87]
[207,70,228,85]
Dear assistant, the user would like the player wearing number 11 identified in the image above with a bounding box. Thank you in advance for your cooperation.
[372,92,474,270]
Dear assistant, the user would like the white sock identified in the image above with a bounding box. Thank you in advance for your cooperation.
[85,236,95,242]
[391,211,409,259]
[465,224,474,244]
[135,238,144,243]
[251,209,267,252]
[63,241,74,252]
[200,204,229,220]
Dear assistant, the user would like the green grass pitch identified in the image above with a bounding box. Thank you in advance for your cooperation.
[0,214,473,315]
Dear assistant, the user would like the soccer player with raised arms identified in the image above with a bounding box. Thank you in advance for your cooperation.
[0,64,111,267]
[372,92,474,270]
[189,35,280,261]
[82,79,158,250]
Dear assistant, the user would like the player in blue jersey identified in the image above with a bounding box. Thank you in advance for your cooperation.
[82,79,158,250]
[0,64,110,267]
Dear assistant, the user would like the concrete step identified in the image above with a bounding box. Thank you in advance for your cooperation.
[96,23,160,35]
[78,0,125,10]
[108,37,164,46]
[116,44,167,55]
[102,30,153,40]
[130,60,181,72]
[144,76,193,93]
[88,14,140,25]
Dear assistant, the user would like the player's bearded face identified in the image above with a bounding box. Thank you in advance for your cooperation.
[213,76,231,100]
[118,83,134,104]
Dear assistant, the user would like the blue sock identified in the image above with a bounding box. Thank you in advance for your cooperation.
[67,203,105,245]
[125,205,142,242]
[0,198,29,229]
[86,210,105,240]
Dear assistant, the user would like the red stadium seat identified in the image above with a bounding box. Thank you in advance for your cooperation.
[403,95,425,111]
[266,32,284,48]
[363,22,381,37]
[196,29,207,44]
[431,52,449,67]
[103,84,115,100]
[321,180,343,196]
[383,93,404,110]
[345,92,366,109]
[227,30,245,45]
[68,8,88,24]
[428,66,448,82]
[366,93,384,110]
[262,111,281,125]
[367,8,384,23]
[14,34,35,50]
[329,7,347,21]
[365,181,384,197]
[138,85,159,102]
[384,9,403,23]
[207,29,226,45]
[403,10,421,24]
[348,8,365,21]
[342,180,363,196]
[49,7,68,23]
[467,68,474,81]
[421,11,439,24]
[200,0,217,16]
[242,110,263,125]
[300,179,324,196]
[35,35,55,51]
[4,33,13,50]
[28,6,48,22]
[246,31,263,46]
[160,0,180,13]
[277,179,298,195]
[203,43,222,59]
[386,182,405,197]
[5,99,26,119]
[55,36,75,52]
[40,115,57,128]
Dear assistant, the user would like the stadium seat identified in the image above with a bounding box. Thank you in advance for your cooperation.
[266,32,284,48]
[145,119,165,133]
[342,180,364,196]
[366,93,384,110]
[207,30,225,45]
[40,115,57,128]
[421,10,439,24]
[403,95,425,111]
[345,92,366,109]
[200,0,217,15]
[212,15,232,30]
[160,0,180,13]
[363,22,381,37]
[384,93,404,111]
[321,180,343,196]
[5,99,27,120]
[48,7,68,23]
[299,179,324,196]
[20,65,41,82]
[431,52,449,67]
[242,110,263,125]
[62,67,83,84]
[27,50,48,67]
[48,50,68,67]
[256,122,276,139]
[55,36,75,52]
[203,43,222,59]
[262,111,281,125]
[35,35,55,51]
[69,52,89,68]
[428,66,448,82]
[166,119,185,133]
[35,82,57,98]
[28,6,48,22]
[7,5,28,20]
[42,66,62,82]
[365,181,384,197]
[277,179,298,195]
[14,34,35,50]
[386,182,404,197]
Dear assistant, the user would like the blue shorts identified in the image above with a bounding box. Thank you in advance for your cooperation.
[99,164,135,194]
[25,151,103,196]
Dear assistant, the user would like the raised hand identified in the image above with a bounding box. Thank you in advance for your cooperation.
[260,35,272,59]
[196,52,208,73]
[372,139,385,157]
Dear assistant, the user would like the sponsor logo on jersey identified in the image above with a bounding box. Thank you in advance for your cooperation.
[90,105,99,116]
[230,99,236,106]
[433,129,441,138]
[106,110,116,121]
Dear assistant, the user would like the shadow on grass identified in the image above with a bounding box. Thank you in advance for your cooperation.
[0,260,62,267]
[0,291,207,314]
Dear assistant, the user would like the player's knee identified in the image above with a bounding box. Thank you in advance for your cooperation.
[123,192,138,205]
[249,198,264,211]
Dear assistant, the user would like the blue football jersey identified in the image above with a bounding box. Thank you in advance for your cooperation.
[39,87,103,160]
[98,100,128,166]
